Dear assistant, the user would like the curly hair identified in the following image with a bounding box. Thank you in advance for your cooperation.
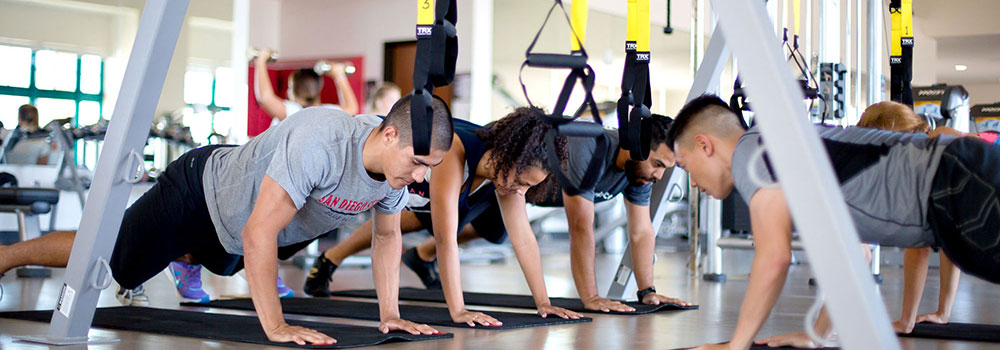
[477,107,568,184]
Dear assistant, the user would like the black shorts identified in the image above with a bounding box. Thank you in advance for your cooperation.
[412,195,508,244]
[928,137,1000,284]
[109,145,314,289]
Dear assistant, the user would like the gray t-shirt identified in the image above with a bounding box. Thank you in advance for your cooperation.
[731,125,954,248]
[527,129,651,207]
[202,109,407,254]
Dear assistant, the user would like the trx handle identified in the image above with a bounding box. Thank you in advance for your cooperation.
[519,0,606,196]
[889,0,913,106]
[412,0,459,155]
[618,0,653,161]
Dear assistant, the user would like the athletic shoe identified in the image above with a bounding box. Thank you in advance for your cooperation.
[168,261,211,303]
[276,275,294,299]
[401,247,441,289]
[304,254,338,297]
[116,284,150,306]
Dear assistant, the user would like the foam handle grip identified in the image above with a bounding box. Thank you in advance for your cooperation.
[558,122,604,137]
[526,54,588,70]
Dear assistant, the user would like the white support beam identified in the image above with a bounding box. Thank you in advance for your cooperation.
[15,0,189,345]
[711,0,898,349]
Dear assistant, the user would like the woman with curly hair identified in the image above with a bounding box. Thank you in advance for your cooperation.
[304,106,583,325]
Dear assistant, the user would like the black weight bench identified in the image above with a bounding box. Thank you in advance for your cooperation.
[0,187,60,278]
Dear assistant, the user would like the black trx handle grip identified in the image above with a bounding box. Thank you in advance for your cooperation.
[525,53,588,70]
[519,0,606,196]
[557,122,605,137]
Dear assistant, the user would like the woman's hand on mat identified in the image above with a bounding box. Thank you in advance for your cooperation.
[266,323,336,345]
[916,311,950,325]
[536,304,582,319]
[753,333,824,348]
[582,296,635,313]
[451,310,502,327]
[379,318,440,335]
[642,293,693,307]
[892,318,916,334]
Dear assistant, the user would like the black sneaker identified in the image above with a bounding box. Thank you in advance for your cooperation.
[401,247,441,289]
[304,254,338,297]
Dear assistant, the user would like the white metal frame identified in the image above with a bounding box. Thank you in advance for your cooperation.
[711,0,897,349]
[15,0,189,345]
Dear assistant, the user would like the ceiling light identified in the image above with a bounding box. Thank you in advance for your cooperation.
[955,64,968,71]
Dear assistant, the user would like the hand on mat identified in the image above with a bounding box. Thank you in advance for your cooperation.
[266,323,336,345]
[451,310,502,327]
[379,318,440,335]
[892,318,916,334]
[536,303,582,319]
[754,333,824,348]
[916,311,950,325]
[582,296,635,313]
[641,293,693,307]
[691,343,730,350]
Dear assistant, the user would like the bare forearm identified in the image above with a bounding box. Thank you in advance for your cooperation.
[372,230,401,321]
[629,227,656,290]
[332,74,358,115]
[730,257,790,349]
[244,231,284,332]
[937,252,960,316]
[436,237,466,314]
[900,248,930,320]
[568,226,598,299]
[510,231,550,306]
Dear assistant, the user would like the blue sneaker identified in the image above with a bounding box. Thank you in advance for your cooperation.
[169,261,211,303]
[277,275,294,299]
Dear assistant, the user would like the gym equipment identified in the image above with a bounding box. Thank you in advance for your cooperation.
[410,0,458,156]
[330,287,697,315]
[970,102,1000,134]
[617,0,653,161]
[912,85,970,131]
[0,186,59,278]
[889,0,913,106]
[899,322,1000,343]
[314,61,356,76]
[14,0,188,345]
[519,0,607,196]
[184,298,591,330]
[0,307,451,348]
[247,46,279,62]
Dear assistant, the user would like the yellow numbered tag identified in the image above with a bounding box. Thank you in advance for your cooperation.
[570,0,588,52]
[416,0,434,38]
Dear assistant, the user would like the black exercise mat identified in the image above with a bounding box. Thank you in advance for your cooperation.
[184,297,591,330]
[899,322,1000,343]
[0,307,451,348]
[330,287,698,315]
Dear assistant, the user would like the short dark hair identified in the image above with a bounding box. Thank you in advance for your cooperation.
[381,94,454,152]
[18,104,38,125]
[647,113,674,150]
[665,94,737,151]
[477,107,568,182]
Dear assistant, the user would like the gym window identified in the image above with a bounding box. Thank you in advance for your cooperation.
[182,65,232,144]
[0,44,104,129]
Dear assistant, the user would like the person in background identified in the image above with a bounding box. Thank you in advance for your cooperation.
[3,104,57,165]
[254,48,359,124]
[370,82,402,116]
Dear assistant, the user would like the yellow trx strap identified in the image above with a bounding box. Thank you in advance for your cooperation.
[570,0,588,53]
[792,0,801,36]
[889,0,913,105]
[417,0,434,33]
[617,0,652,160]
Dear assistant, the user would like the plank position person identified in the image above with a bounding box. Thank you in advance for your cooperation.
[304,107,585,326]
[758,101,1000,348]
[0,95,452,345]
[668,95,1000,350]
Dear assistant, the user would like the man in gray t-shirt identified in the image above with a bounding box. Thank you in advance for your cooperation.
[523,115,690,312]
[669,95,1000,350]
[0,95,455,346]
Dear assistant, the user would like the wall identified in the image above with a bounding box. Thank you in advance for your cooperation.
[0,0,233,120]
[965,83,1000,107]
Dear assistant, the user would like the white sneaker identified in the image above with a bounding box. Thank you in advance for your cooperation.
[116,285,150,306]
